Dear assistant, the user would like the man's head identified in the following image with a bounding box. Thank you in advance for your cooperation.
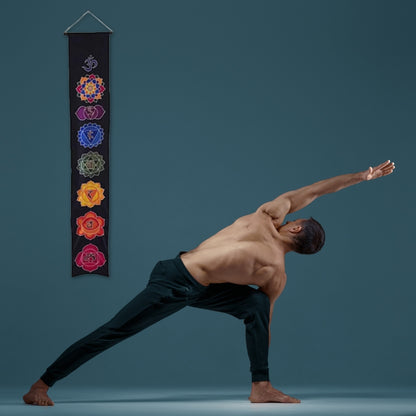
[278,217,325,254]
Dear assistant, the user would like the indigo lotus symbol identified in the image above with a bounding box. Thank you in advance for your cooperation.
[75,105,105,121]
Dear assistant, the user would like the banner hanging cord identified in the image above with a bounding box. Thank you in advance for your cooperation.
[64,10,113,34]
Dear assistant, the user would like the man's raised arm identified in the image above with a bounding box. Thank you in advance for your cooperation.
[257,160,395,224]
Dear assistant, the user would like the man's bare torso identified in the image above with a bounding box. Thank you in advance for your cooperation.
[180,211,287,290]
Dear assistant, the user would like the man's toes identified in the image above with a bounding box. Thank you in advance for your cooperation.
[288,397,301,404]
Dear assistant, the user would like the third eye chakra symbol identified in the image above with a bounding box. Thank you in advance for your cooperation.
[78,123,104,148]
[75,105,105,121]
[82,55,98,72]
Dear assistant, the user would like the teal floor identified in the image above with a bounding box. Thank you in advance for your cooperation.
[3,386,416,416]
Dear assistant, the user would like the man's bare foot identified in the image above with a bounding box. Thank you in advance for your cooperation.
[23,379,54,406]
[249,381,301,403]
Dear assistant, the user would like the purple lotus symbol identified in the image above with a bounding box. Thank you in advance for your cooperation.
[75,105,106,121]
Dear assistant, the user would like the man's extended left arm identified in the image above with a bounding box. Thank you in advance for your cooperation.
[257,160,395,226]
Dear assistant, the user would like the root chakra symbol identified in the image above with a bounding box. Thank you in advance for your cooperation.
[76,74,105,103]
[77,181,105,208]
[78,123,104,148]
[77,151,105,178]
[76,211,105,240]
[75,243,106,272]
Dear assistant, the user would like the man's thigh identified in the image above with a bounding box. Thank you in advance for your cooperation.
[189,283,260,319]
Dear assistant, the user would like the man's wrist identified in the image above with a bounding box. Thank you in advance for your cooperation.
[356,170,367,182]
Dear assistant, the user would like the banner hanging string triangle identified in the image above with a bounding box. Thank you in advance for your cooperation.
[64,10,113,34]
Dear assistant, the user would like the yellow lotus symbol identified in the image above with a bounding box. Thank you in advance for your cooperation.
[77,181,105,208]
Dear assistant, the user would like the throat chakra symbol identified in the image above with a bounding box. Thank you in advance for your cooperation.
[77,151,105,178]
[78,123,104,148]
[76,74,105,103]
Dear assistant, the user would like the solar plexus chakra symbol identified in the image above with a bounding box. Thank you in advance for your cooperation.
[76,211,105,240]
[77,181,105,208]
[77,151,105,178]
[78,123,104,148]
[76,74,105,103]
[75,243,106,272]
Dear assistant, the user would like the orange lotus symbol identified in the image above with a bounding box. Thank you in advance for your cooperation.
[77,181,105,208]
[76,211,105,240]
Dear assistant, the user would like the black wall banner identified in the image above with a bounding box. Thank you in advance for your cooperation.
[66,32,111,276]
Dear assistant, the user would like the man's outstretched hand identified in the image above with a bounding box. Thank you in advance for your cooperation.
[363,160,395,181]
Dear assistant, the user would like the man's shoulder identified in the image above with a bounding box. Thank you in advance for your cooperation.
[234,210,274,226]
[260,270,287,300]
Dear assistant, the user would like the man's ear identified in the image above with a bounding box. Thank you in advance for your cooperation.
[289,225,302,234]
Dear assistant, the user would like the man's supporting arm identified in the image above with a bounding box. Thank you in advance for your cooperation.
[260,274,287,346]
[257,160,395,223]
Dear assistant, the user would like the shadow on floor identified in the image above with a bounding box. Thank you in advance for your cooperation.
[56,393,249,404]
[299,390,416,400]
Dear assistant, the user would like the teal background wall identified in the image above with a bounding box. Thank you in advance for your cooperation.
[1,0,415,388]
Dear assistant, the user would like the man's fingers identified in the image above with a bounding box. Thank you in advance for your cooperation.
[381,163,395,175]
[376,160,391,170]
[373,160,393,173]
[369,160,395,179]
[381,162,394,170]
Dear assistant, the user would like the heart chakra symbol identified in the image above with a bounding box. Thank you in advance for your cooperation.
[77,151,105,178]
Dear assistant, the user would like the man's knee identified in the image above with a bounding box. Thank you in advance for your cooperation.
[245,290,270,320]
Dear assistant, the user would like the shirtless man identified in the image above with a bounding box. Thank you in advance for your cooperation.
[23,160,395,406]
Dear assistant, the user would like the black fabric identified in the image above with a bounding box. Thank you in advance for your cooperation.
[67,33,111,277]
[40,254,270,385]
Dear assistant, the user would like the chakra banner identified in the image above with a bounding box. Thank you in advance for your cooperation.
[67,33,111,276]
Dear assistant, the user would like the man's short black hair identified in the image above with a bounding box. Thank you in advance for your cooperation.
[292,217,325,254]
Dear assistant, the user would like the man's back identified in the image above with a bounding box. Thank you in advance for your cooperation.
[181,211,287,288]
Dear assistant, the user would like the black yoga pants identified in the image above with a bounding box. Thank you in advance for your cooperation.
[40,253,270,386]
